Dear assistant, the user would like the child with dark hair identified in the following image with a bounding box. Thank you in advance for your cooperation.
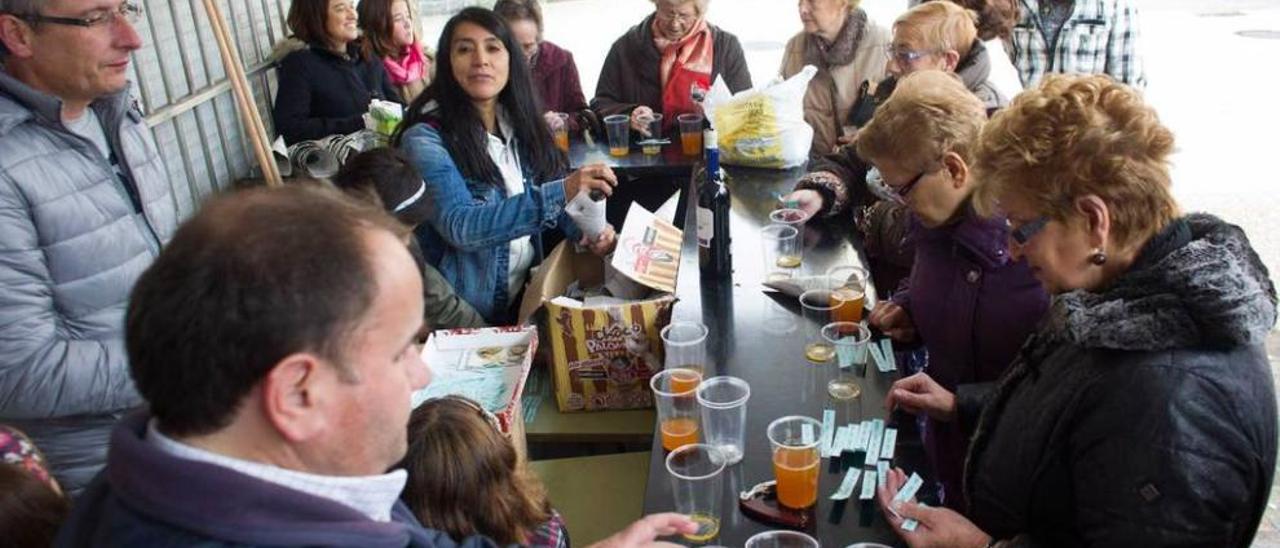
[332,148,486,329]
[401,396,567,547]
[1,425,70,548]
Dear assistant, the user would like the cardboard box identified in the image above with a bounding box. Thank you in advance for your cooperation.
[412,326,535,459]
[519,204,682,412]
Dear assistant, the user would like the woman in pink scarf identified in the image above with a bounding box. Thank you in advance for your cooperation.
[359,0,433,103]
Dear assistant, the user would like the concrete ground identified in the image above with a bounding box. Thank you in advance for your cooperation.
[425,0,1280,543]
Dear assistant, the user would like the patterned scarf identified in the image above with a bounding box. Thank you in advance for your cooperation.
[802,8,868,69]
[652,16,714,130]
[382,41,426,86]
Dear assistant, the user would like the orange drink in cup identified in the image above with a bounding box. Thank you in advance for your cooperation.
[767,415,823,509]
[651,368,704,452]
[678,113,704,156]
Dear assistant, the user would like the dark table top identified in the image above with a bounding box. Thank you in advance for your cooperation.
[568,140,700,178]
[641,165,917,547]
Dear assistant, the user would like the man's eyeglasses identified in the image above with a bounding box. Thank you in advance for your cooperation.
[885,45,936,66]
[865,167,928,205]
[1007,216,1049,245]
[18,1,141,28]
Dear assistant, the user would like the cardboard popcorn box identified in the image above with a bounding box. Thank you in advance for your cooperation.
[519,204,681,412]
[411,326,535,458]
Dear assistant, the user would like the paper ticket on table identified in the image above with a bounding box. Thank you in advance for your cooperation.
[830,468,862,500]
[821,409,836,456]
[864,423,884,466]
[853,421,871,452]
[880,428,898,460]
[801,423,815,445]
[860,471,877,499]
[877,461,889,488]
[829,425,851,458]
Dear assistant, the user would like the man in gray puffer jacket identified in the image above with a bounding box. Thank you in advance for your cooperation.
[0,0,177,496]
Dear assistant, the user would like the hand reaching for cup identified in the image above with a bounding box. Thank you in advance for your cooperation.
[586,512,698,548]
[630,105,656,137]
[781,189,825,219]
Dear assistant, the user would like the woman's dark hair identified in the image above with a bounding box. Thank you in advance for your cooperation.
[0,464,69,548]
[493,0,544,36]
[358,0,408,59]
[400,397,553,545]
[288,0,336,48]
[332,148,423,226]
[394,7,565,184]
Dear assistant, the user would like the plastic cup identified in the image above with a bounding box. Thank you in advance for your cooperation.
[761,224,801,283]
[822,322,871,399]
[768,208,809,231]
[550,112,570,152]
[827,265,869,323]
[745,530,820,548]
[766,416,823,510]
[640,113,664,155]
[651,368,703,452]
[666,444,725,543]
[678,113,704,156]
[661,321,708,382]
[696,376,750,465]
[799,288,845,363]
[604,114,629,157]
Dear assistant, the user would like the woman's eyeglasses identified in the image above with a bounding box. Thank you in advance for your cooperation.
[885,45,937,66]
[1007,216,1049,245]
[865,167,928,205]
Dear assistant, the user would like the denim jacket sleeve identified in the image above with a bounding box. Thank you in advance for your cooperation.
[401,123,568,251]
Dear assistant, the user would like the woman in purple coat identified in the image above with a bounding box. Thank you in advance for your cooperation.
[494,0,591,136]
[858,71,1048,513]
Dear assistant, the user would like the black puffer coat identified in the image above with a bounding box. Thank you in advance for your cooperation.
[963,214,1278,547]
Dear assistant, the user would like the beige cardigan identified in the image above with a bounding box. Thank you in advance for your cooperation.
[780,16,890,156]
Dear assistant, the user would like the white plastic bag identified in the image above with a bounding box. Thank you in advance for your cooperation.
[702,66,817,169]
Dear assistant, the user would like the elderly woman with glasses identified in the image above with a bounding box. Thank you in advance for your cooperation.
[591,0,751,138]
[779,0,890,156]
[855,70,1046,513]
[876,74,1278,547]
[784,0,1011,289]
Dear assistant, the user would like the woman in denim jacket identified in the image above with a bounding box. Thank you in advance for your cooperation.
[397,8,618,324]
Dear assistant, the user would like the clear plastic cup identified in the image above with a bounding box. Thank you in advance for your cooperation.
[766,416,823,510]
[799,288,844,363]
[661,321,708,379]
[744,530,820,548]
[550,112,570,152]
[761,224,801,283]
[639,113,664,155]
[666,444,725,543]
[678,113,703,156]
[696,376,750,465]
[651,368,703,452]
[604,114,629,157]
[827,265,869,323]
[768,208,809,231]
[822,322,871,399]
